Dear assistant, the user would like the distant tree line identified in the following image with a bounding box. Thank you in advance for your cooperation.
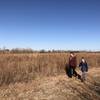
[0,48,100,54]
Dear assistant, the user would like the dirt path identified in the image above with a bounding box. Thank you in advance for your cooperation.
[0,68,100,100]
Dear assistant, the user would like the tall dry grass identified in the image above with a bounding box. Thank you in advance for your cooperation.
[0,52,100,85]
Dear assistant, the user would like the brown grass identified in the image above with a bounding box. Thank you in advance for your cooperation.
[0,52,100,85]
[0,68,100,100]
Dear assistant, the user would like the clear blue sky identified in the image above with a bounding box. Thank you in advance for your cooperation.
[0,0,100,50]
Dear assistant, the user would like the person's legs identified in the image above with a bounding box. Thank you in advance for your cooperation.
[68,67,73,78]
[81,71,86,82]
[83,72,86,80]
[73,68,78,77]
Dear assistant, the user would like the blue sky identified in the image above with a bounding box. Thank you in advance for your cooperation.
[0,0,100,50]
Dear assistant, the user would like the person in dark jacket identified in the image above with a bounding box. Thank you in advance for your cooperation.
[79,57,88,82]
[68,52,78,78]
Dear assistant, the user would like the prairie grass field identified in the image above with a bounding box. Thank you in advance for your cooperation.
[0,52,100,85]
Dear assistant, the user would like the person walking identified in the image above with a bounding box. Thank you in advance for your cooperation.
[79,57,88,82]
[68,52,78,78]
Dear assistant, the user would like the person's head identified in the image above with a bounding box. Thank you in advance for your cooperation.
[81,57,85,63]
[70,52,74,57]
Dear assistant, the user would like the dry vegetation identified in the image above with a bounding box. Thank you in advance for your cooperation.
[0,68,100,100]
[0,52,100,100]
[0,52,100,85]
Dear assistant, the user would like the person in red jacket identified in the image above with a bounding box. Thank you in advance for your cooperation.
[68,52,78,78]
